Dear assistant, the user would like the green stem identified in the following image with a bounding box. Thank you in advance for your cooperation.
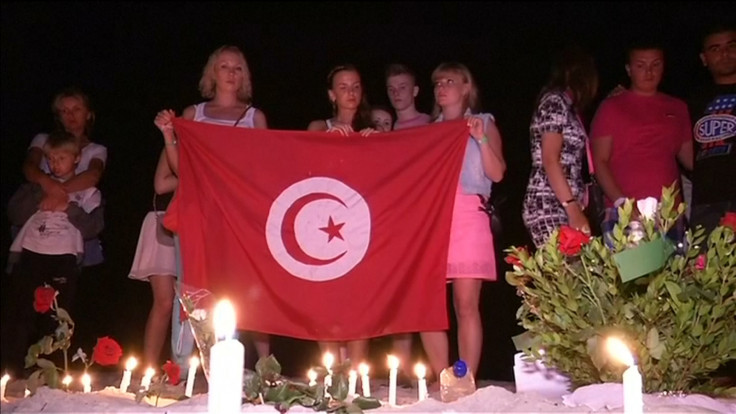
[566,255,607,325]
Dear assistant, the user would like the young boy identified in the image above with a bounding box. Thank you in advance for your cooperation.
[3,130,103,374]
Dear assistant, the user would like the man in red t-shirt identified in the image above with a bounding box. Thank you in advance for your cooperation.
[590,40,693,242]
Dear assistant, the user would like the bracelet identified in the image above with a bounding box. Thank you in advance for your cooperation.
[562,198,577,208]
[165,140,177,146]
[476,135,488,144]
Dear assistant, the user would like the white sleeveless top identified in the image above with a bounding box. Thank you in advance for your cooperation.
[193,102,257,128]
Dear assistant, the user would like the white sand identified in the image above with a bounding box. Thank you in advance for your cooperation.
[2,376,734,413]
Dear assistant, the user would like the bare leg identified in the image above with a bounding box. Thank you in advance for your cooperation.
[143,274,175,368]
[419,331,448,381]
[453,279,483,378]
[251,332,270,359]
[392,333,413,370]
[346,339,369,369]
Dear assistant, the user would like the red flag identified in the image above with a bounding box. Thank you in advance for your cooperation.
[168,118,469,341]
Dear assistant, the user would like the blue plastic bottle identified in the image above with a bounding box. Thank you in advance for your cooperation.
[439,359,477,402]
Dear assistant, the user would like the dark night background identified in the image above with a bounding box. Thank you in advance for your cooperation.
[1,1,730,381]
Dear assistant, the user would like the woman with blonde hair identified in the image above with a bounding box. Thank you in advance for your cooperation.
[421,62,506,381]
[149,45,269,375]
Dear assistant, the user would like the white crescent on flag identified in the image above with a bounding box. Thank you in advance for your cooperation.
[265,177,371,282]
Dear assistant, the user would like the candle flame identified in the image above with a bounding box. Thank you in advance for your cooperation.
[62,375,72,386]
[387,354,399,369]
[607,337,635,367]
[81,373,91,386]
[1,374,9,385]
[307,369,317,381]
[144,367,155,378]
[214,300,237,339]
[322,352,334,369]
[190,356,200,367]
[125,356,138,371]
[349,369,357,378]
[414,363,426,379]
[358,362,370,376]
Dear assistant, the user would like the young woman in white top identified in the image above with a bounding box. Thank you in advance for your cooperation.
[152,45,269,373]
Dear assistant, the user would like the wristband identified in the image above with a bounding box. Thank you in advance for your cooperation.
[562,198,577,208]
[165,139,177,146]
[476,135,488,144]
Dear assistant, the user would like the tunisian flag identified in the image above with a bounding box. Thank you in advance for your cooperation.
[167,118,469,341]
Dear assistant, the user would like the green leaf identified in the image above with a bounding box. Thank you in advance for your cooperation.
[27,369,44,395]
[36,358,56,370]
[352,396,382,410]
[646,327,659,350]
[649,342,665,360]
[255,354,281,379]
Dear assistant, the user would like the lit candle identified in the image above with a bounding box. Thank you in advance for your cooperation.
[607,337,643,414]
[208,299,244,414]
[24,388,30,398]
[119,356,137,393]
[141,367,155,391]
[62,375,72,391]
[322,352,334,388]
[1,374,10,402]
[81,373,91,393]
[307,369,317,387]
[358,362,370,397]
[415,363,428,401]
[387,354,399,406]
[185,356,200,398]
[348,370,357,396]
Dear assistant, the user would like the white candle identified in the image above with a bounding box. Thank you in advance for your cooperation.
[185,356,200,398]
[322,352,334,388]
[141,367,155,391]
[62,375,72,391]
[415,363,428,401]
[348,370,357,396]
[607,337,643,414]
[387,354,399,406]
[208,299,244,414]
[307,369,317,387]
[119,356,137,393]
[1,374,10,402]
[359,362,371,397]
[81,373,91,393]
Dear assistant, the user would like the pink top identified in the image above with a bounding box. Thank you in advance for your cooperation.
[590,90,691,206]
[394,113,432,130]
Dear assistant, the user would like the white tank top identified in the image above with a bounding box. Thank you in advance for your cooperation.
[193,102,256,128]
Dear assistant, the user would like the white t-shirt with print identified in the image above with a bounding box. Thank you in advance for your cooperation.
[10,185,101,257]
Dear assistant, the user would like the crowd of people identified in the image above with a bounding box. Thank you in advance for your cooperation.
[2,22,734,387]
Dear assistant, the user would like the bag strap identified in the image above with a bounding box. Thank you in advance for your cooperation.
[233,105,251,127]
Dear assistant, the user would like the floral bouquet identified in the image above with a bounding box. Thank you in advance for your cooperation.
[505,184,736,396]
[177,283,217,382]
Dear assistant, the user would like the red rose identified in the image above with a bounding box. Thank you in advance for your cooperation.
[558,225,591,255]
[720,212,736,231]
[91,336,123,366]
[162,360,181,385]
[504,246,528,267]
[33,285,57,313]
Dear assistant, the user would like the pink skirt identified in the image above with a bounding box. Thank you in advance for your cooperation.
[128,211,176,281]
[446,190,496,280]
